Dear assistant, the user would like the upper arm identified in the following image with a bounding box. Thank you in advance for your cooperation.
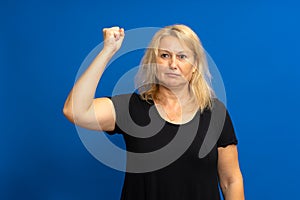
[218,145,243,188]
[70,97,116,131]
[92,97,116,131]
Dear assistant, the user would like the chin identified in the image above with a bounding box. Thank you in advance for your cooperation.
[159,81,187,89]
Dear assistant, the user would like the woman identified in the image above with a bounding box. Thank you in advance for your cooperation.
[63,24,245,200]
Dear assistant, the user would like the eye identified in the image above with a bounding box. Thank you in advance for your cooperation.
[160,53,170,59]
[177,54,187,60]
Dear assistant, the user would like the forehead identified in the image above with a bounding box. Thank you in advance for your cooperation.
[158,36,192,53]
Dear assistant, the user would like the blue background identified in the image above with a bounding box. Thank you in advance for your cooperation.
[1,0,299,199]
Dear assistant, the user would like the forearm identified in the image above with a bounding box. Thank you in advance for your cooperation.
[63,48,115,117]
[222,178,245,200]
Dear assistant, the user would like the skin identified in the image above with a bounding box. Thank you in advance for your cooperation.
[155,35,195,90]
[154,35,198,124]
[218,145,245,199]
[63,27,245,200]
[63,27,123,131]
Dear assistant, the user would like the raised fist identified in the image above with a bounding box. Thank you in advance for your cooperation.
[102,26,125,53]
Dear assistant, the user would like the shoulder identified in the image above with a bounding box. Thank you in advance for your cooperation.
[205,98,229,125]
[211,98,226,107]
[210,98,228,113]
[110,93,152,108]
[201,98,227,114]
[111,92,145,102]
[111,93,153,127]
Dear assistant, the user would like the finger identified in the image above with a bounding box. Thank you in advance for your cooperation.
[110,26,120,31]
[103,28,115,38]
[114,31,120,40]
[119,28,125,37]
[102,28,112,38]
[102,27,118,34]
[102,27,124,40]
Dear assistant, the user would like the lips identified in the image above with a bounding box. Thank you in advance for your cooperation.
[165,73,180,77]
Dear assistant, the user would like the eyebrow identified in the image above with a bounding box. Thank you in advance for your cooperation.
[158,49,188,54]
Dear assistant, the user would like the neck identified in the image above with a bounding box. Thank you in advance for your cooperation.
[156,84,191,105]
[154,84,198,124]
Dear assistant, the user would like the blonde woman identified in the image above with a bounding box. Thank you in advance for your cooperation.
[63,25,245,200]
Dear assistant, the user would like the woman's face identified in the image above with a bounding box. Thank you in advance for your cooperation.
[155,36,195,89]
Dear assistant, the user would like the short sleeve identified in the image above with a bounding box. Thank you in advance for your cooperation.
[105,121,123,135]
[217,109,238,148]
[105,93,142,135]
[104,94,130,135]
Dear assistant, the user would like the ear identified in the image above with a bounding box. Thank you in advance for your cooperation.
[192,59,198,73]
[192,67,196,73]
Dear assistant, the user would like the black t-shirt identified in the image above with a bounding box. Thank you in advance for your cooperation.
[107,93,238,200]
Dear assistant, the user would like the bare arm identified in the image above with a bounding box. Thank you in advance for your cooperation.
[63,27,125,131]
[218,145,245,200]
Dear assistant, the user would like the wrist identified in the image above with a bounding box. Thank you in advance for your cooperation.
[101,47,117,57]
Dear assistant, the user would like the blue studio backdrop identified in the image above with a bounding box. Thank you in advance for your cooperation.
[1,0,299,199]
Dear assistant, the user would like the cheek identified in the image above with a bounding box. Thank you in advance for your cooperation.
[156,62,168,72]
[180,66,195,81]
[181,64,194,75]
[156,57,167,66]
[155,64,165,76]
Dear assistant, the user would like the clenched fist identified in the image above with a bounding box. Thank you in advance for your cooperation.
[102,26,125,53]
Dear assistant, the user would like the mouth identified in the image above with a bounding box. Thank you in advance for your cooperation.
[165,73,180,77]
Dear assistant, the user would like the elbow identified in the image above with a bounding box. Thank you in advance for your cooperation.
[63,105,75,123]
[62,105,91,127]
[220,179,230,193]
[220,174,244,199]
[221,175,243,189]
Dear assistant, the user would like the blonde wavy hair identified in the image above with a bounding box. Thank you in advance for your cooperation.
[135,24,215,112]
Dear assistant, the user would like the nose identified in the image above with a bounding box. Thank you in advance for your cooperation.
[169,54,177,69]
